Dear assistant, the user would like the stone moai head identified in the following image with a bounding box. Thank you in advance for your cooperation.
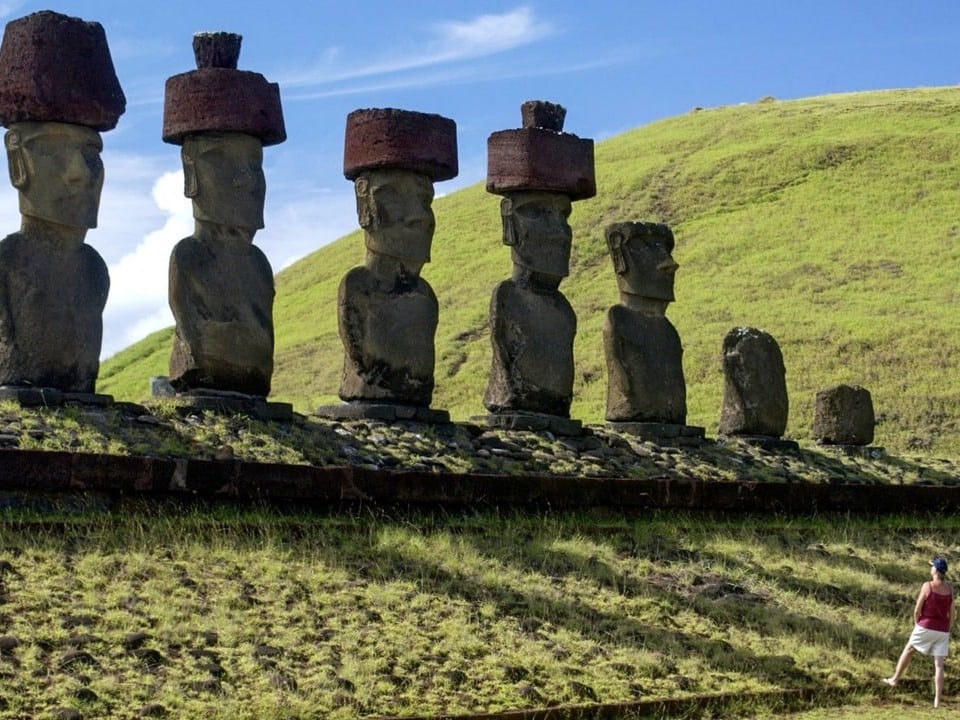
[487,100,595,281]
[812,384,876,446]
[718,327,789,437]
[163,32,285,236]
[0,10,125,233]
[344,108,457,267]
[606,222,678,303]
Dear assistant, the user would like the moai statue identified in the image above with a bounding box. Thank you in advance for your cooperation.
[483,101,595,435]
[316,108,457,423]
[718,326,795,449]
[162,32,290,420]
[812,384,877,449]
[0,11,124,405]
[603,222,704,445]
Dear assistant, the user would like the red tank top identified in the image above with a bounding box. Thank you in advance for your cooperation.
[918,587,953,632]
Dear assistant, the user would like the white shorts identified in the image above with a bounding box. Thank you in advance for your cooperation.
[909,624,950,657]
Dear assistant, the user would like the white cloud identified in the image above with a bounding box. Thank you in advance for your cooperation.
[101,171,190,357]
[280,6,554,88]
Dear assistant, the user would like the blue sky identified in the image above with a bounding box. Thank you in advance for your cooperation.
[0,1,957,358]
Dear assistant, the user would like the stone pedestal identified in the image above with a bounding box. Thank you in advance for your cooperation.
[172,389,292,422]
[316,402,449,424]
[0,385,112,407]
[478,411,583,436]
[606,422,705,447]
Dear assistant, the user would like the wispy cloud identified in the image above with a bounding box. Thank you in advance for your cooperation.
[280,6,554,88]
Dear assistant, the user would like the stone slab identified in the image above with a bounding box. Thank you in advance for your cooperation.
[480,412,583,436]
[316,402,450,425]
[0,386,112,407]
[607,422,706,446]
[718,434,800,452]
[173,392,293,422]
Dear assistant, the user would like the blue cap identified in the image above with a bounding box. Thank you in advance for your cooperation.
[931,557,948,575]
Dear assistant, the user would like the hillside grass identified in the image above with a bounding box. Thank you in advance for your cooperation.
[98,86,960,457]
[0,509,957,719]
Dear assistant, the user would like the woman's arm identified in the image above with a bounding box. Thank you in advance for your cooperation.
[914,581,931,623]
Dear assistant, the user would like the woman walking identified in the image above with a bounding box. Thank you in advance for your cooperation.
[884,557,954,708]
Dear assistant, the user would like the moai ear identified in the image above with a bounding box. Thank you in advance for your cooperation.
[500,197,517,246]
[4,130,27,189]
[181,146,198,198]
[606,230,628,274]
[354,176,376,228]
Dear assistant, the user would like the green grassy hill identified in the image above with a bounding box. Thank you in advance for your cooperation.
[99,86,960,457]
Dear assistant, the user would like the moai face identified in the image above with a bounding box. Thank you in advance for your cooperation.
[183,131,265,232]
[5,121,104,230]
[608,223,678,302]
[355,167,435,265]
[501,191,572,279]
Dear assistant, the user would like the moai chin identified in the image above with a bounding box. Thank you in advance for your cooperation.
[482,100,595,434]
[0,10,124,401]
[603,222,703,444]
[162,31,286,406]
[718,326,794,449]
[318,108,457,423]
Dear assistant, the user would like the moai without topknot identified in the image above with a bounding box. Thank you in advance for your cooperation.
[316,108,458,423]
[162,31,291,420]
[0,10,125,405]
[812,384,878,453]
[482,101,595,435]
[603,222,704,445]
[718,326,796,450]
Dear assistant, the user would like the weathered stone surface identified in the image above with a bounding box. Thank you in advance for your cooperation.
[163,33,284,146]
[334,112,457,414]
[603,222,685,424]
[521,100,566,131]
[812,384,875,445]
[484,276,576,417]
[336,261,438,406]
[343,108,457,181]
[0,10,125,130]
[0,232,108,393]
[718,327,788,438]
[168,233,275,396]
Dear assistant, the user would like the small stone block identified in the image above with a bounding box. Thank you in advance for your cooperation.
[62,392,113,407]
[343,108,458,181]
[150,376,176,398]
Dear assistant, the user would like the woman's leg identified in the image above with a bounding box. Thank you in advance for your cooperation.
[933,655,945,708]
[885,643,915,684]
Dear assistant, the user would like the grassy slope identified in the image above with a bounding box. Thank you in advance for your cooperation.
[98,87,960,457]
[1,511,956,718]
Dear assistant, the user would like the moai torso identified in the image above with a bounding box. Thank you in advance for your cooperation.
[484,278,576,416]
[0,234,108,392]
[168,236,275,395]
[603,306,685,424]
[718,326,788,437]
[338,265,438,406]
